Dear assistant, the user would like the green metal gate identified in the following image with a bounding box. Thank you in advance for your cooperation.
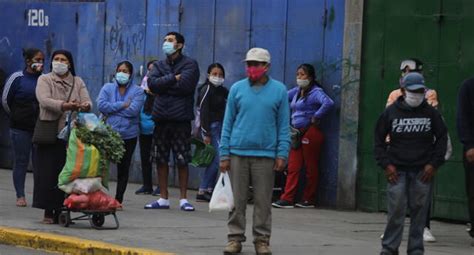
[357,0,474,221]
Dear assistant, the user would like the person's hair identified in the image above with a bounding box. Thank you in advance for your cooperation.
[116,60,134,76]
[22,48,42,65]
[146,60,157,70]
[50,50,76,76]
[297,63,320,98]
[207,62,225,78]
[166,31,185,44]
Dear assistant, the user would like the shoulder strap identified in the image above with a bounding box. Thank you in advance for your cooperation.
[66,77,75,102]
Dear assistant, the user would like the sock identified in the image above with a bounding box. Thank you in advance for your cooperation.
[157,198,170,206]
[180,199,189,207]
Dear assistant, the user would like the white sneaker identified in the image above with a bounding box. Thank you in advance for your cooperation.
[423,227,436,242]
[380,233,384,239]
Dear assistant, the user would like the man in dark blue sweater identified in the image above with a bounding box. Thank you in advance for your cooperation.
[456,77,474,245]
[374,72,447,255]
[145,31,200,211]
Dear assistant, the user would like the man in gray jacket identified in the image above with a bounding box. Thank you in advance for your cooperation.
[145,31,200,211]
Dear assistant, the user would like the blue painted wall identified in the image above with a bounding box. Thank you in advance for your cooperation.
[0,0,345,206]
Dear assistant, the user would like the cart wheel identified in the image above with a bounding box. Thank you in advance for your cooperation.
[91,213,105,227]
[58,212,70,227]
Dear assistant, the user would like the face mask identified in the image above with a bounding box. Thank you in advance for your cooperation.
[31,62,43,73]
[246,66,267,81]
[404,91,425,107]
[296,79,310,88]
[52,61,69,76]
[162,41,177,56]
[116,72,130,85]
[209,76,224,86]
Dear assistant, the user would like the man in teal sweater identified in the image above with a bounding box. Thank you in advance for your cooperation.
[220,48,290,255]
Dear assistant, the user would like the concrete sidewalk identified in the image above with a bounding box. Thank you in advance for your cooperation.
[0,169,472,255]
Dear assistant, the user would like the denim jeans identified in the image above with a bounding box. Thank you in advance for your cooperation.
[10,128,35,198]
[199,121,222,190]
[381,169,432,255]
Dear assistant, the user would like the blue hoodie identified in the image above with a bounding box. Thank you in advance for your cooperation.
[97,80,145,140]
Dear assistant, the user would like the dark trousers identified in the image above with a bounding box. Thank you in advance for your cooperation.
[139,134,153,190]
[115,137,137,203]
[464,154,474,237]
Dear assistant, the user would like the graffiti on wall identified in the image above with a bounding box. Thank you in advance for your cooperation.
[109,18,144,60]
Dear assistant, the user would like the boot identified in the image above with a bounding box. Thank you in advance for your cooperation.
[254,240,272,255]
[223,240,242,254]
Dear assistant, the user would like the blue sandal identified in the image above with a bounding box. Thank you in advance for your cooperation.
[144,200,170,209]
[180,202,195,211]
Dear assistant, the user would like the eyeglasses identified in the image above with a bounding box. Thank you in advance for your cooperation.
[400,60,418,71]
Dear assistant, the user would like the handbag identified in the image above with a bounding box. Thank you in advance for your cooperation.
[33,78,75,144]
[290,126,303,149]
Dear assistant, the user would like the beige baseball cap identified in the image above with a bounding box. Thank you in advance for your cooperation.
[244,47,271,63]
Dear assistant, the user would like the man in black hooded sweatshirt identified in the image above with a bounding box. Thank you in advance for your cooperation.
[456,77,474,246]
[374,72,448,255]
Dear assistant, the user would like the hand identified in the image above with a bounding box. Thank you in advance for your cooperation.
[273,158,286,172]
[220,160,230,173]
[420,164,436,183]
[61,102,80,111]
[79,102,91,112]
[123,99,131,109]
[466,148,474,164]
[311,117,320,127]
[175,74,181,81]
[384,164,398,184]
[203,136,211,145]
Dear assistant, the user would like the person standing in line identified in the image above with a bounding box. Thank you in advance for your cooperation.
[374,72,447,255]
[195,63,228,202]
[135,60,160,196]
[97,60,145,204]
[385,58,442,242]
[145,32,200,211]
[456,76,474,246]
[2,48,44,207]
[272,63,333,209]
[34,50,92,224]
[220,48,290,255]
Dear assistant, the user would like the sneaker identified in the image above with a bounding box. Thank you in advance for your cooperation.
[295,201,315,208]
[254,240,272,255]
[380,233,384,239]
[272,200,294,208]
[223,240,242,254]
[423,227,436,242]
[135,186,153,195]
[196,192,212,202]
[152,187,161,196]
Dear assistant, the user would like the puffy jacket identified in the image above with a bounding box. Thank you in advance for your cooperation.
[147,54,200,122]
[97,81,145,140]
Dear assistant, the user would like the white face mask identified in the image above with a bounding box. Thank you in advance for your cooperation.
[209,76,224,86]
[296,79,310,88]
[52,61,69,76]
[404,91,425,107]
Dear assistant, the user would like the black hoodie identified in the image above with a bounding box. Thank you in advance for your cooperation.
[456,77,474,151]
[374,96,448,170]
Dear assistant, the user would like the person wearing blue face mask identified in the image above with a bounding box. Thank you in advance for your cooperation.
[145,31,200,211]
[97,61,145,204]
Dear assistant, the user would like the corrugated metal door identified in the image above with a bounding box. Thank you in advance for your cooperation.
[358,0,472,221]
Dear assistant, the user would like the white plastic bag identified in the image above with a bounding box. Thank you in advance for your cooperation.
[209,172,234,212]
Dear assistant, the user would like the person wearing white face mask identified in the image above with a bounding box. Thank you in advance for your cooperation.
[97,60,145,204]
[195,63,228,202]
[272,63,334,209]
[374,72,448,255]
[34,50,92,224]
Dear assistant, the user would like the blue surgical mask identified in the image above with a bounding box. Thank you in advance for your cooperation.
[162,41,176,56]
[116,72,130,85]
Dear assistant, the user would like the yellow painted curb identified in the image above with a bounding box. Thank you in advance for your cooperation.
[0,226,174,255]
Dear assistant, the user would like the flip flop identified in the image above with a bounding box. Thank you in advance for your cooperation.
[180,202,195,211]
[16,197,27,207]
[144,200,170,209]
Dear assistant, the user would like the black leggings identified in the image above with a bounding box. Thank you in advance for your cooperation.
[115,137,137,203]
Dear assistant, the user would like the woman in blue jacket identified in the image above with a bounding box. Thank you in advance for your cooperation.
[97,61,145,203]
[273,63,334,209]
[2,48,44,207]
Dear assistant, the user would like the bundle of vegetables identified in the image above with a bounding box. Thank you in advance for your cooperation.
[58,113,125,191]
